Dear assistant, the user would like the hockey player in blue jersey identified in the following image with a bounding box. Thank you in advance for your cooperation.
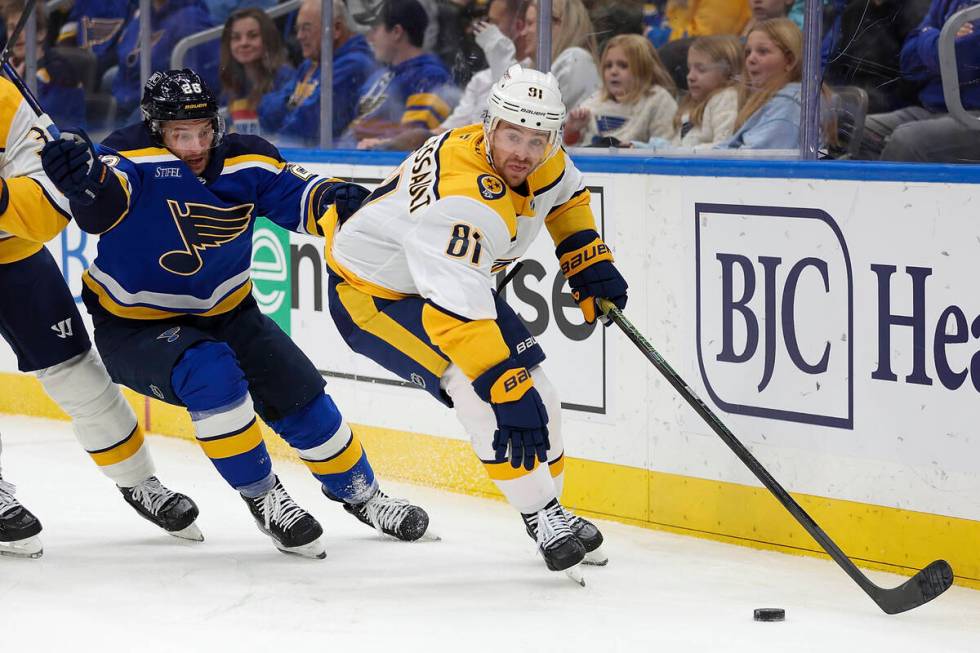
[40,69,430,558]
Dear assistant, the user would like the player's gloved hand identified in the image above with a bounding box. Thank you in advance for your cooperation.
[473,359,549,470]
[556,229,628,324]
[320,181,371,223]
[40,129,108,206]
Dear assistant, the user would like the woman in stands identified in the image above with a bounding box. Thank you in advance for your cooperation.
[219,7,293,135]
[563,34,677,147]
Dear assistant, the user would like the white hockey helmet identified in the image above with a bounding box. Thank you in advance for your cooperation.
[484,64,566,167]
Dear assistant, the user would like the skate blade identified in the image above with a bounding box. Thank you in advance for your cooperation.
[276,538,326,560]
[583,546,608,566]
[168,522,204,542]
[0,536,43,559]
[563,563,586,587]
[415,531,441,542]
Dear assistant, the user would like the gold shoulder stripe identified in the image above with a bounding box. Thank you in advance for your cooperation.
[223,153,284,171]
[118,146,172,159]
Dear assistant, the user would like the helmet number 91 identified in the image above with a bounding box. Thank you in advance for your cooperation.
[181,82,203,94]
[528,87,543,99]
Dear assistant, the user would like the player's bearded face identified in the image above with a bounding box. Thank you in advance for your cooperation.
[490,123,550,187]
[162,119,215,175]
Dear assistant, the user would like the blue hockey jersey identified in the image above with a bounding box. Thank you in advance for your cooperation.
[79,124,340,320]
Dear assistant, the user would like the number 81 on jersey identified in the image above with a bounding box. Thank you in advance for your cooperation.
[445,223,483,266]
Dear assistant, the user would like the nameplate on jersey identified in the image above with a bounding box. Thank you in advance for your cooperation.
[408,138,438,213]
[159,200,254,276]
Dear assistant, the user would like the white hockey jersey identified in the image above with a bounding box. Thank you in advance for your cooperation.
[325,123,597,379]
[0,76,72,264]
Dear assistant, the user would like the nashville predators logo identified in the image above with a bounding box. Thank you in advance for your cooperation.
[477,174,505,200]
[159,200,254,275]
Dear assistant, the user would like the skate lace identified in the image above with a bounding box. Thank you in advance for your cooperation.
[129,477,175,516]
[0,478,20,518]
[258,484,307,532]
[364,492,411,534]
[534,502,573,551]
[561,506,584,530]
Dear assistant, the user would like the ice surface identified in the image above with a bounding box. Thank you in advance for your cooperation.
[1,415,978,652]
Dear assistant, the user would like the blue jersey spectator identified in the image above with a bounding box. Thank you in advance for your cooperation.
[258,0,377,146]
[113,0,218,122]
[55,0,134,77]
[340,0,457,149]
[859,0,980,161]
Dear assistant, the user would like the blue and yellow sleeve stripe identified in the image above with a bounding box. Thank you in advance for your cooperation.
[402,93,451,130]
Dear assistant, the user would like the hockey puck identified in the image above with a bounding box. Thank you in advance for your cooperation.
[753,608,785,622]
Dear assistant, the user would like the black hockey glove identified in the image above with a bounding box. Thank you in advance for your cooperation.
[318,181,371,224]
[556,229,628,324]
[41,129,110,206]
[473,359,550,470]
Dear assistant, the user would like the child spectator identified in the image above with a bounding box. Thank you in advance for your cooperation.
[564,34,678,146]
[635,33,742,148]
[720,17,803,149]
[4,0,86,128]
[55,0,133,78]
[517,0,601,111]
[341,0,458,149]
[219,8,293,136]
[259,0,376,146]
[657,0,751,90]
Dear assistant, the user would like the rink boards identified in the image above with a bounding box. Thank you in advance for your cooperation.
[1,153,978,588]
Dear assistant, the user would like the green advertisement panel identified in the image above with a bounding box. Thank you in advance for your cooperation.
[251,217,291,334]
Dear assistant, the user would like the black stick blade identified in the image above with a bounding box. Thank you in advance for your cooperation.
[875,560,954,615]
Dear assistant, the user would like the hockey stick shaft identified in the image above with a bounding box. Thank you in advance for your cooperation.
[597,298,953,614]
[0,0,61,138]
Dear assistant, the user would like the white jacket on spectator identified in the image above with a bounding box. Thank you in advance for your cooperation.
[672,86,739,147]
[552,46,601,112]
[575,85,678,145]
[442,25,527,130]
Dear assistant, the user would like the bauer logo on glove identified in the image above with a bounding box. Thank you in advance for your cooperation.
[555,230,628,324]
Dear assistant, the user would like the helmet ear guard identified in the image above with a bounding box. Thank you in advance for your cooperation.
[140,69,224,148]
[483,64,566,169]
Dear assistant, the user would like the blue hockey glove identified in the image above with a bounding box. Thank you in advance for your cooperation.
[317,181,371,223]
[41,129,109,206]
[556,230,628,324]
[473,360,549,470]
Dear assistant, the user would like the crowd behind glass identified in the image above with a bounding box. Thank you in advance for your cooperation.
[2,0,977,163]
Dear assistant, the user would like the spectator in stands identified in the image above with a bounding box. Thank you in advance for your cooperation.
[658,1,750,90]
[4,0,86,128]
[259,0,376,146]
[516,0,601,111]
[112,0,219,123]
[55,0,133,79]
[822,0,930,113]
[219,8,293,136]
[205,0,276,25]
[740,0,795,36]
[635,33,743,148]
[342,0,458,149]
[431,0,488,86]
[564,34,678,146]
[720,17,802,149]
[592,1,644,54]
[858,0,980,162]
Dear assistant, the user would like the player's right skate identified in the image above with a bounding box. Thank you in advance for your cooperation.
[0,476,43,558]
[329,486,431,542]
[522,499,587,584]
[243,476,325,559]
[119,476,203,541]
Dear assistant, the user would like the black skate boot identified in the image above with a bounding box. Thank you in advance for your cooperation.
[330,487,430,541]
[522,499,587,579]
[562,507,607,566]
[243,476,325,559]
[0,477,43,558]
[119,476,203,541]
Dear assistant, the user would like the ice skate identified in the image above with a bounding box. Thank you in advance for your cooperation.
[562,507,607,566]
[243,477,325,559]
[522,499,587,585]
[0,477,42,559]
[119,476,203,541]
[333,487,430,542]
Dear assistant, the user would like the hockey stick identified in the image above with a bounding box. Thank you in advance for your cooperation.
[597,298,954,615]
[0,0,61,138]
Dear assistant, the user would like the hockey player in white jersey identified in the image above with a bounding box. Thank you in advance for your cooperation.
[0,75,200,558]
[324,65,628,577]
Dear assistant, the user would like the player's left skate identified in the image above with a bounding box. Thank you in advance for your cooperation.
[332,487,430,541]
[562,507,607,566]
[0,477,43,559]
[119,476,203,541]
[522,499,587,585]
[244,477,325,559]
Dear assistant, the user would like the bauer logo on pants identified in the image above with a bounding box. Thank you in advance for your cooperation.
[695,204,854,429]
